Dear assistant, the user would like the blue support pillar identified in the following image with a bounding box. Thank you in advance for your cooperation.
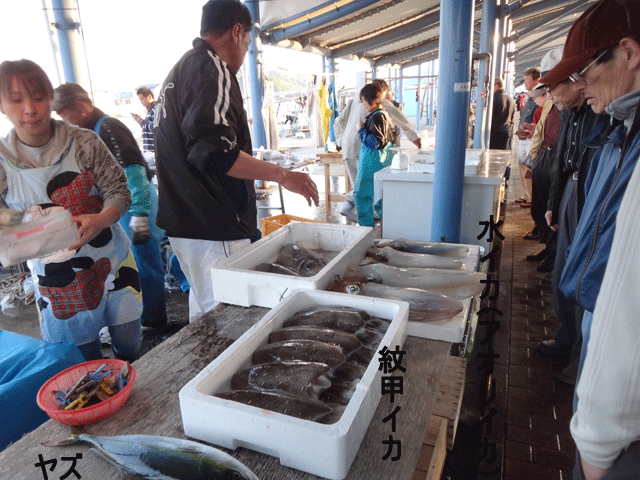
[431,0,474,243]
[473,0,497,149]
[51,0,84,85]
[247,1,267,150]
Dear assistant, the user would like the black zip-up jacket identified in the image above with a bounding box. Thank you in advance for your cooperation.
[154,37,256,241]
[547,104,608,224]
[86,108,152,181]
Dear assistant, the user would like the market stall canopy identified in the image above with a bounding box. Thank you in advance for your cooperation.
[257,0,598,86]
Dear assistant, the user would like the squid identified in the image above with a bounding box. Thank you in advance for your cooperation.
[327,276,464,323]
[367,245,463,269]
[349,263,486,300]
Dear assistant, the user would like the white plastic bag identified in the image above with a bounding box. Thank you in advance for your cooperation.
[0,207,78,267]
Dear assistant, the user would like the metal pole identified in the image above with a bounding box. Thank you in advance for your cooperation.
[246,1,267,150]
[328,57,336,143]
[416,63,422,131]
[495,0,507,80]
[397,67,404,106]
[431,0,474,243]
[50,0,85,85]
[41,0,63,85]
[428,61,435,127]
[473,0,497,149]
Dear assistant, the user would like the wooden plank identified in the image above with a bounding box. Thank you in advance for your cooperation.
[431,356,466,450]
[0,303,452,480]
[425,417,448,480]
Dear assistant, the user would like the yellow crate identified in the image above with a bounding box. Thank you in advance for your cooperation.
[261,214,322,237]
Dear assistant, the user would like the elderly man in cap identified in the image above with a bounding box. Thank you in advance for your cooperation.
[533,47,609,388]
[540,0,640,478]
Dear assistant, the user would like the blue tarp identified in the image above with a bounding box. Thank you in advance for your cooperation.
[0,331,84,450]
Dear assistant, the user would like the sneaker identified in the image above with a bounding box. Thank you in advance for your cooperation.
[339,201,358,223]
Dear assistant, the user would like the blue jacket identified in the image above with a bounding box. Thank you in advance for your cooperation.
[560,115,640,312]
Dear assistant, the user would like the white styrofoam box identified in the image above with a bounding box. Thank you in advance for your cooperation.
[406,296,471,342]
[179,289,409,480]
[211,222,373,307]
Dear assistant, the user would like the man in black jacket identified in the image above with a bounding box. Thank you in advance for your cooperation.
[154,0,319,322]
[490,77,516,150]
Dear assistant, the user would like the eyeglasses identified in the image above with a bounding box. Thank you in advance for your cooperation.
[544,77,573,94]
[570,47,611,83]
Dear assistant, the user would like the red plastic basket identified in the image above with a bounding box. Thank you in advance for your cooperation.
[36,359,136,426]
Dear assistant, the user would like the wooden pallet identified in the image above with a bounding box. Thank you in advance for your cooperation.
[412,355,467,480]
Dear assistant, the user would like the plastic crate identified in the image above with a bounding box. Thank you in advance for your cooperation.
[261,214,321,237]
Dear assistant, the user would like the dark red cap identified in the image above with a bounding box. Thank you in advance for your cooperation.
[540,0,640,86]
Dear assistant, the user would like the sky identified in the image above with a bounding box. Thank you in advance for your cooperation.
[0,1,368,93]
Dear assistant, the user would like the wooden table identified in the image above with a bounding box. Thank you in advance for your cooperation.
[317,152,352,221]
[0,304,451,480]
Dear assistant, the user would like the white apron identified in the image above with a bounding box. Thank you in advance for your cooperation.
[0,137,142,345]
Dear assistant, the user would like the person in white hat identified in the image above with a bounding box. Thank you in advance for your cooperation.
[525,48,564,274]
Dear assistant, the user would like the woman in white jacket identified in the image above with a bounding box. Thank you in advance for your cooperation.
[334,79,421,221]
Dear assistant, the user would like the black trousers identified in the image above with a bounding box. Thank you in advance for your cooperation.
[531,147,557,249]
[489,130,511,150]
[552,176,584,363]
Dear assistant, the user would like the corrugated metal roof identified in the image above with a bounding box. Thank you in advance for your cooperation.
[257,0,597,85]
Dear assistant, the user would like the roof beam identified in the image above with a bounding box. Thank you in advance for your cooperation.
[515,20,574,56]
[299,0,411,46]
[400,51,439,70]
[508,0,589,41]
[331,10,439,58]
[265,0,381,43]
[505,0,536,16]
[374,38,439,67]
[509,0,588,22]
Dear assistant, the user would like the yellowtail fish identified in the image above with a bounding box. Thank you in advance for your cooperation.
[43,433,260,480]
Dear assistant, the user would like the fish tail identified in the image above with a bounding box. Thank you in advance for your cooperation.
[41,437,82,447]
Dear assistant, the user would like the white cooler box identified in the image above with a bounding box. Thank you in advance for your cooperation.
[211,222,373,307]
[179,289,409,480]
[407,149,483,175]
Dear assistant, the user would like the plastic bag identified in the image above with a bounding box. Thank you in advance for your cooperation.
[0,207,78,267]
